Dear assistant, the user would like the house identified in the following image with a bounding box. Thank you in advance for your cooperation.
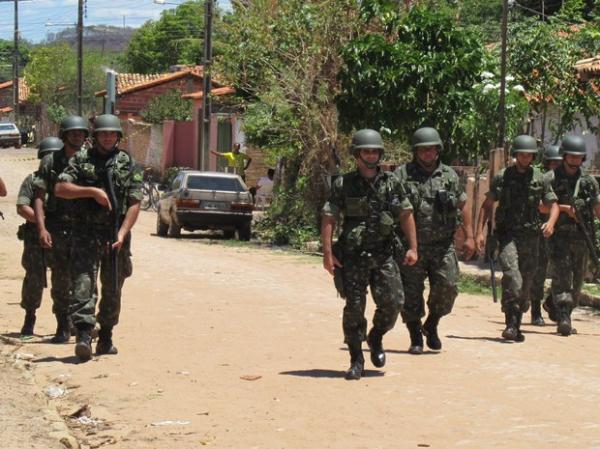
[0,78,36,118]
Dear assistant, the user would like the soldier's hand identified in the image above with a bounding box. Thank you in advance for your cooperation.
[475,233,485,254]
[94,188,112,211]
[111,230,126,252]
[323,252,342,275]
[567,206,578,221]
[39,229,52,248]
[462,237,476,260]
[541,221,554,238]
[403,249,418,266]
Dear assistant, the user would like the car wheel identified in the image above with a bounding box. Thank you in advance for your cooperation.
[167,212,181,238]
[223,229,235,239]
[237,222,251,241]
[156,213,168,237]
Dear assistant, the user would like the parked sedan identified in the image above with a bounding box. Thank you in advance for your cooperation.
[156,170,254,240]
[0,122,21,148]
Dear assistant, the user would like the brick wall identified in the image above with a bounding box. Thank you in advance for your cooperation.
[243,146,269,188]
[116,77,203,119]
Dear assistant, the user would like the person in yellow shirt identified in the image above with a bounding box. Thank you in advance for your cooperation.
[211,143,252,181]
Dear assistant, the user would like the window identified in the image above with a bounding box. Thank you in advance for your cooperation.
[186,176,244,192]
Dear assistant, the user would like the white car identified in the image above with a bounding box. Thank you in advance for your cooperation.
[156,170,254,240]
[0,122,21,148]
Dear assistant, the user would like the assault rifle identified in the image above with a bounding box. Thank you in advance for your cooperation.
[485,219,498,303]
[569,180,600,268]
[105,159,120,296]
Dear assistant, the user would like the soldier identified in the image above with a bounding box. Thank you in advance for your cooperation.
[34,116,89,343]
[530,145,562,325]
[17,137,63,337]
[321,129,418,380]
[394,127,475,354]
[541,135,600,336]
[475,135,558,342]
[55,114,142,362]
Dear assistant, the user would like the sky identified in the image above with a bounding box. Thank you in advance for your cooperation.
[0,0,231,43]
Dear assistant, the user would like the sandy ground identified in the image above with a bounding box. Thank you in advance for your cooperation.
[2,148,600,449]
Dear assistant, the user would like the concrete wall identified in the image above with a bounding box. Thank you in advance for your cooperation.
[122,121,163,172]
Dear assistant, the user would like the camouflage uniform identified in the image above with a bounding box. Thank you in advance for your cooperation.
[323,169,411,346]
[394,161,466,323]
[33,149,74,317]
[17,174,45,311]
[57,147,142,329]
[546,166,600,317]
[488,165,555,312]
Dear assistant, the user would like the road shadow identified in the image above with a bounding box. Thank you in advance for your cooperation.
[279,369,384,379]
[34,355,83,365]
[446,334,509,343]
[385,348,441,356]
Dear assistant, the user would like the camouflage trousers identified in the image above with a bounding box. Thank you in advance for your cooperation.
[341,249,403,344]
[70,229,133,328]
[548,232,587,311]
[45,226,74,316]
[399,242,459,323]
[497,232,539,312]
[531,233,550,303]
[20,234,45,311]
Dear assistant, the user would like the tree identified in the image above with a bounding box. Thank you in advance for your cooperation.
[123,0,227,74]
[338,0,494,162]
[141,89,193,123]
[0,38,31,82]
[218,0,361,246]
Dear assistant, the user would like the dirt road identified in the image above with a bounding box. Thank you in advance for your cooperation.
[1,149,600,449]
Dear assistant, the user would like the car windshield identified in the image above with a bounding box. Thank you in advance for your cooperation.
[186,175,244,192]
[0,124,17,131]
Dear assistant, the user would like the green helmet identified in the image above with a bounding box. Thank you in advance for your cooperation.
[59,115,89,138]
[37,137,63,159]
[411,127,443,151]
[560,135,586,156]
[511,135,538,155]
[93,114,123,137]
[350,129,384,156]
[543,145,562,161]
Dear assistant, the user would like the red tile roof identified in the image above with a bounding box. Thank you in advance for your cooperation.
[182,86,236,100]
[575,55,600,79]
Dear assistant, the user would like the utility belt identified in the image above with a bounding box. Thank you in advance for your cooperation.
[17,222,37,241]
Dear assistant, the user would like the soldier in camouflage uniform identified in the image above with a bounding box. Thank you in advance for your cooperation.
[34,117,89,343]
[394,127,475,354]
[476,135,558,342]
[541,135,600,336]
[530,145,563,326]
[321,129,418,380]
[55,114,142,362]
[17,137,63,337]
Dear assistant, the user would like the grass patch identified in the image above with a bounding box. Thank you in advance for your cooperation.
[457,273,493,296]
[582,283,600,297]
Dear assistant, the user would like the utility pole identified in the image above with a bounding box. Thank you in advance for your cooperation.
[77,0,84,115]
[13,0,18,123]
[200,0,213,171]
[497,0,509,149]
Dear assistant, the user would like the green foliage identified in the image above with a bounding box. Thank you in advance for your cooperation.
[338,2,491,162]
[140,89,193,124]
[124,1,226,74]
[0,39,31,82]
[23,43,112,115]
[457,274,492,296]
[162,165,193,186]
[46,104,68,124]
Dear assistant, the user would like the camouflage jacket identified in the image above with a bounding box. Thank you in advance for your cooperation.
[16,173,37,238]
[33,148,74,226]
[57,147,143,228]
[394,161,466,245]
[545,165,600,235]
[323,169,412,253]
[488,165,555,236]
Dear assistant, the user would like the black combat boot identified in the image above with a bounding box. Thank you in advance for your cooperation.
[502,308,519,341]
[557,307,572,336]
[543,295,557,322]
[530,300,545,326]
[50,314,71,344]
[20,310,36,336]
[345,341,364,380]
[96,327,118,355]
[75,325,93,362]
[514,311,525,343]
[423,314,442,350]
[366,328,386,368]
[406,321,423,355]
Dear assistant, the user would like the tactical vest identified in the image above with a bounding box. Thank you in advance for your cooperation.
[495,166,544,235]
[339,171,402,252]
[43,150,74,226]
[398,163,460,245]
[550,169,595,234]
